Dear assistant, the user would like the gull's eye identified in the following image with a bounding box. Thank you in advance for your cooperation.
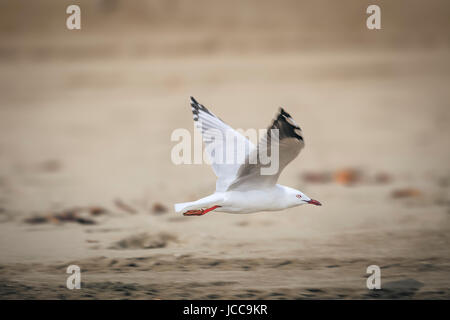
[296,194,302,199]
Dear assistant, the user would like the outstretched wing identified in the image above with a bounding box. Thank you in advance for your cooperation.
[190,97,256,192]
[227,108,305,191]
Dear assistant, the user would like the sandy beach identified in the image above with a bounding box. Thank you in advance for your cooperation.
[0,0,449,299]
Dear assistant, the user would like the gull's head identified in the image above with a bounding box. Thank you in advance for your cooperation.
[294,191,322,206]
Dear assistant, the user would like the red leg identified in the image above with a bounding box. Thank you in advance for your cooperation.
[183,205,221,216]
[183,209,204,216]
[202,205,221,214]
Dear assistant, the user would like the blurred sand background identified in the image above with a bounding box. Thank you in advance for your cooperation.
[0,0,449,299]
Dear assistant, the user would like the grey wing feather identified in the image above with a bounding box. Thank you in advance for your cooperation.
[227,108,305,191]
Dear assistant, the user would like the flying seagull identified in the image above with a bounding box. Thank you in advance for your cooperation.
[174,97,322,216]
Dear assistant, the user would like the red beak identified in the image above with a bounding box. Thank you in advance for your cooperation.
[307,199,322,206]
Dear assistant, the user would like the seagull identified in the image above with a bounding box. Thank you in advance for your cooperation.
[174,97,322,216]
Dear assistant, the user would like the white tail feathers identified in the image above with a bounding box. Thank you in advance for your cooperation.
[174,202,192,213]
[174,194,223,213]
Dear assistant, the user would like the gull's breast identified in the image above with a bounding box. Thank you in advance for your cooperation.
[219,188,284,214]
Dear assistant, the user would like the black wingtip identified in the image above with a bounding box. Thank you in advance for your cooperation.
[190,96,198,104]
[279,107,292,118]
[189,96,214,119]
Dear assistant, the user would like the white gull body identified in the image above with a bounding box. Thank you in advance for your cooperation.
[174,97,321,216]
